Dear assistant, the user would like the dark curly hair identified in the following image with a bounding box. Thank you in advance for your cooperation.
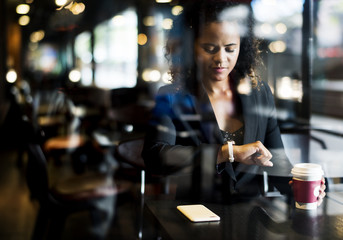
[165,0,261,89]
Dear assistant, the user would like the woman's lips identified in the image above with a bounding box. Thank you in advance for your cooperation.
[213,67,227,73]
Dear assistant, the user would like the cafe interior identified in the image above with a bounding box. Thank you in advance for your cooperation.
[1,0,343,239]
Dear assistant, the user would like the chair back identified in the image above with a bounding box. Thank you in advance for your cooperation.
[115,138,145,170]
[26,143,49,203]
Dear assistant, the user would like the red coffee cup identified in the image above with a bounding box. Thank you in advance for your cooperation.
[291,163,324,210]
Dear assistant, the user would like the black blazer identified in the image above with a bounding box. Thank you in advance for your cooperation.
[142,80,293,199]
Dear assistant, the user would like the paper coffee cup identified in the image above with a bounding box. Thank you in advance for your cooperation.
[291,163,324,210]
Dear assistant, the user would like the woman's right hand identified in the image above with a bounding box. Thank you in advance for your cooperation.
[233,141,273,167]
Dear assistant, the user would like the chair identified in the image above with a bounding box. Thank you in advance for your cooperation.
[113,137,175,240]
[26,142,118,240]
[114,138,147,195]
[114,137,177,196]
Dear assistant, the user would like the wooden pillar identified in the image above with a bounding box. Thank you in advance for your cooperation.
[0,0,7,98]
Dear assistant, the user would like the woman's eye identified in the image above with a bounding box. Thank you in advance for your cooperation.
[202,45,217,53]
[225,47,236,53]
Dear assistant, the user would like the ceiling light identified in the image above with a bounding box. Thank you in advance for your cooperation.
[138,33,148,45]
[171,5,183,16]
[18,15,30,26]
[16,4,30,14]
[275,23,287,34]
[143,16,155,27]
[162,18,173,30]
[55,0,68,7]
[6,69,17,83]
[156,0,172,3]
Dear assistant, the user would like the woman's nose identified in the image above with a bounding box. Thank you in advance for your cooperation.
[213,48,226,63]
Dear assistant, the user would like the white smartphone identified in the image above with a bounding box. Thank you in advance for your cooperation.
[177,204,220,222]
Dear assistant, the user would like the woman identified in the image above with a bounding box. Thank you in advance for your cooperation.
[142,0,325,203]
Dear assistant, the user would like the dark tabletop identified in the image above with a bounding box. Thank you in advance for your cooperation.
[145,194,343,240]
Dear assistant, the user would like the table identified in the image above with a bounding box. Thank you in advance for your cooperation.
[145,195,343,240]
[43,134,87,166]
[44,134,86,151]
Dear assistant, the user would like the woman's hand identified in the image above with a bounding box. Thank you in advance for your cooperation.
[317,177,327,206]
[233,141,273,167]
[315,177,326,206]
[289,177,326,206]
[218,141,273,167]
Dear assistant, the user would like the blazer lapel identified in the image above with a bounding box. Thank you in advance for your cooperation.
[239,91,259,144]
[234,91,261,183]
[191,90,223,144]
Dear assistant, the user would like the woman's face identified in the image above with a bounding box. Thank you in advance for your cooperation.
[195,21,240,83]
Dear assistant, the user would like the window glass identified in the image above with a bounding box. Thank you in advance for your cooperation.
[252,0,304,122]
[94,8,138,89]
[74,31,92,86]
[313,1,343,96]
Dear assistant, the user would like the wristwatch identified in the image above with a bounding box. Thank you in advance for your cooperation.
[227,140,235,163]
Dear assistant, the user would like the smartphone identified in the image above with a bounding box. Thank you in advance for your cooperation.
[177,204,220,222]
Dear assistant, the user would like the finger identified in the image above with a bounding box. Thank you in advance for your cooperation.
[263,161,273,167]
[319,189,326,199]
[255,142,272,158]
[256,146,272,158]
[317,197,323,206]
[255,158,273,167]
[255,155,273,167]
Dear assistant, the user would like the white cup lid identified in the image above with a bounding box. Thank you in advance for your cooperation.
[291,163,324,177]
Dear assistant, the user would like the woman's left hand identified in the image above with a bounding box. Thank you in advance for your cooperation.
[289,177,326,206]
[317,177,326,206]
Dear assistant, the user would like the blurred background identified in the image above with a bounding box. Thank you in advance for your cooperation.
[1,0,343,239]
